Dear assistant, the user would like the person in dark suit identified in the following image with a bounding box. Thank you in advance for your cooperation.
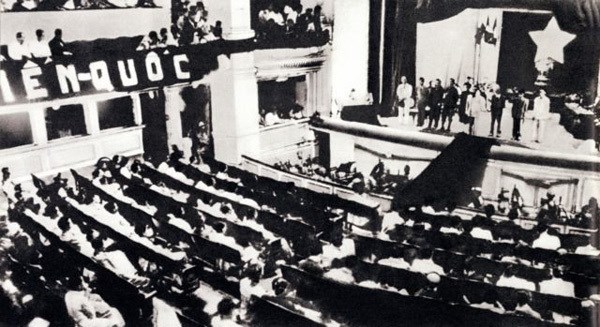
[511,89,526,141]
[427,79,444,130]
[415,77,429,127]
[48,29,71,57]
[441,79,459,131]
[489,85,506,137]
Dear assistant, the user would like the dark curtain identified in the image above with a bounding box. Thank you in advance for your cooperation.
[497,12,552,91]
[368,0,383,104]
[392,133,498,211]
[381,0,417,115]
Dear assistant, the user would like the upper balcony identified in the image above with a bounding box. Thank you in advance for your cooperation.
[0,0,170,44]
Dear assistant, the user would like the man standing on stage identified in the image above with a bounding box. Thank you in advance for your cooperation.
[396,76,414,124]
[489,84,506,137]
[510,89,527,141]
[428,79,444,130]
[533,89,550,143]
[441,78,459,131]
[415,77,429,127]
[458,82,472,124]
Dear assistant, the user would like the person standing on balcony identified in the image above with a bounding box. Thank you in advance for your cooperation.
[8,32,31,60]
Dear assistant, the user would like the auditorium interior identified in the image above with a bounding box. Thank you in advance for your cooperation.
[1,0,600,326]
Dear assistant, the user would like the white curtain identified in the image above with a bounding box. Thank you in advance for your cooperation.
[416,8,503,87]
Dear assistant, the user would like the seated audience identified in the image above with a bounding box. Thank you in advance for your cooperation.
[7,32,31,60]
[29,29,52,58]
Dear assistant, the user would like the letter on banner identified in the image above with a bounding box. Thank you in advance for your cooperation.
[173,54,190,80]
[145,52,164,82]
[0,70,15,103]
[22,66,48,100]
[89,61,114,91]
[117,59,138,87]
[56,64,81,94]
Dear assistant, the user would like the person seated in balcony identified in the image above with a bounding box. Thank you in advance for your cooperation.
[10,0,30,11]
[158,28,177,47]
[7,32,31,60]
[497,187,509,214]
[266,4,284,26]
[213,21,223,39]
[568,197,598,228]
[137,31,160,50]
[48,29,72,57]
[178,7,197,46]
[284,18,296,38]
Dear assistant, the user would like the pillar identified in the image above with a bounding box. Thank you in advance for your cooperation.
[331,0,369,103]
[29,107,48,146]
[203,0,254,41]
[83,101,100,135]
[211,53,260,164]
[164,87,185,153]
[209,0,259,164]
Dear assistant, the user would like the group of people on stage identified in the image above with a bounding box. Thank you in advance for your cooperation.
[396,76,552,142]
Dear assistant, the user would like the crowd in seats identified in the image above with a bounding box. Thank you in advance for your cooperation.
[259,103,305,127]
[169,0,222,46]
[274,154,411,196]
[0,148,382,325]
[1,0,155,12]
[1,4,221,62]
[254,0,330,43]
[2,149,598,325]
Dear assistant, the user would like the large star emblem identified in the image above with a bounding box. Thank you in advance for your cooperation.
[529,17,576,64]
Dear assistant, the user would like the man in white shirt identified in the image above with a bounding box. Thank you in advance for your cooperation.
[410,248,444,275]
[7,32,31,60]
[532,89,551,143]
[396,76,414,123]
[29,29,52,58]
[495,267,536,292]
[283,4,298,23]
[531,227,561,250]
[539,269,575,297]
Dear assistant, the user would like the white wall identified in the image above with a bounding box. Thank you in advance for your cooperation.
[0,7,170,43]
[416,8,503,86]
[331,0,369,103]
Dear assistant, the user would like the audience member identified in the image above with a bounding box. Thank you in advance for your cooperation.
[7,32,31,60]
[48,28,72,57]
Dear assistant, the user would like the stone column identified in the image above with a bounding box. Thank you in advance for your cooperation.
[163,87,185,153]
[211,53,260,164]
[208,0,260,164]
[29,107,48,146]
[331,0,369,102]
